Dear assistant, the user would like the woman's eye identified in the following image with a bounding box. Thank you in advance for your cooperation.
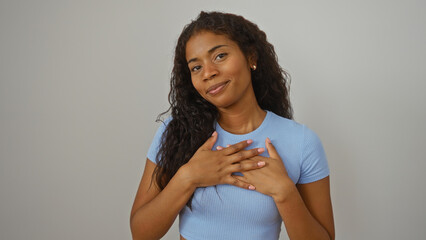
[191,65,201,72]
[215,53,227,60]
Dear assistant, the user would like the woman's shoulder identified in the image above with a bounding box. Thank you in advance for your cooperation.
[266,111,320,140]
[146,115,172,164]
[267,111,304,131]
[154,115,173,130]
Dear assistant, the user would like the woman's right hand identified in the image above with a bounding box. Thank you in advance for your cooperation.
[180,131,265,190]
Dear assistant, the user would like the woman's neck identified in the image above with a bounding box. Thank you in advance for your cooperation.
[217,103,266,135]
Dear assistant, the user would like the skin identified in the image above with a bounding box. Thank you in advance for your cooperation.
[130,31,335,240]
[187,31,265,134]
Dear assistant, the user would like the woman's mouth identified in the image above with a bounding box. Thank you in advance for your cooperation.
[206,81,230,96]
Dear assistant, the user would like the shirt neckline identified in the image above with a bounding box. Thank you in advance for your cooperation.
[214,110,272,138]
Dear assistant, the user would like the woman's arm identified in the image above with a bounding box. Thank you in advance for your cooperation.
[130,159,195,240]
[130,132,266,240]
[235,139,335,239]
[274,177,335,240]
[265,139,334,239]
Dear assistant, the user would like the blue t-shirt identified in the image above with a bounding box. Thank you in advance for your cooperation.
[147,111,329,240]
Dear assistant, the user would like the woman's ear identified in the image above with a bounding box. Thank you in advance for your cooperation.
[247,49,258,69]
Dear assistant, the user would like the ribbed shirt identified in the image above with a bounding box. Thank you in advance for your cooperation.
[147,111,329,240]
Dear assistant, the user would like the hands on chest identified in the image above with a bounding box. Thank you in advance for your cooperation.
[181,131,295,201]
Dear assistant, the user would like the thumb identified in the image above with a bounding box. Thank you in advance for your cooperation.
[202,131,218,150]
[265,137,280,159]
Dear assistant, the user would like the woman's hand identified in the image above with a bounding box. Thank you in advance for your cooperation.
[180,131,266,190]
[225,138,296,202]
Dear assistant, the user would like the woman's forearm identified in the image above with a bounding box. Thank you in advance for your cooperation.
[274,186,332,240]
[130,166,195,240]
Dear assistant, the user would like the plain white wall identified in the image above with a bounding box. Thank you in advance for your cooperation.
[1,0,425,239]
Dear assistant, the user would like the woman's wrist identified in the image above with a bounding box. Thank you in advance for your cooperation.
[176,164,198,191]
[271,178,298,204]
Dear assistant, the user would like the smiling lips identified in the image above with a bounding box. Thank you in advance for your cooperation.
[206,81,230,95]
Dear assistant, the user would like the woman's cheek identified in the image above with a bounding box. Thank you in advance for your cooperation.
[191,80,204,97]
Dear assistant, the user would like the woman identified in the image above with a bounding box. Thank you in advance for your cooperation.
[130,11,334,240]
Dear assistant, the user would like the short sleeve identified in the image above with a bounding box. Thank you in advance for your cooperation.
[298,125,330,184]
[147,117,171,164]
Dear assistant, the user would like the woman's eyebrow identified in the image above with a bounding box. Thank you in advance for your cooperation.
[187,44,228,64]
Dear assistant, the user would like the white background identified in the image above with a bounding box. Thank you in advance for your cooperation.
[1,0,425,239]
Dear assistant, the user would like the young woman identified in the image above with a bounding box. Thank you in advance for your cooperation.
[130,11,334,240]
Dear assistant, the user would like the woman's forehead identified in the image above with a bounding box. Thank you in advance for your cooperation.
[185,31,237,60]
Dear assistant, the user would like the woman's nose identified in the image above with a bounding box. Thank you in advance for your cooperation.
[203,63,219,81]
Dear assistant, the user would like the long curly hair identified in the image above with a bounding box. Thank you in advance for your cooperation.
[153,11,293,207]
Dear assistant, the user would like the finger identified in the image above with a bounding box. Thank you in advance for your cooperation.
[227,176,256,190]
[216,144,229,151]
[222,139,253,155]
[232,175,249,183]
[226,159,265,173]
[201,131,218,150]
[265,137,280,159]
[249,155,268,161]
[227,147,265,164]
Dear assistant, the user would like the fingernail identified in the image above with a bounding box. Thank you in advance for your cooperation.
[247,139,253,144]
[257,148,265,153]
[266,137,271,144]
[257,161,265,167]
[226,144,231,147]
[248,185,256,190]
[212,131,217,137]
[216,146,223,150]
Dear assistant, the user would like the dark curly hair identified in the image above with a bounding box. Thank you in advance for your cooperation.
[152,11,293,207]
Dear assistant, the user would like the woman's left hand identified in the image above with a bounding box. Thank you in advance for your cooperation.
[219,137,297,202]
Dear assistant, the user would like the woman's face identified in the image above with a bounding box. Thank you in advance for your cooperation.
[185,31,255,109]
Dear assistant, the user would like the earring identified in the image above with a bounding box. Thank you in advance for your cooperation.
[251,65,257,70]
